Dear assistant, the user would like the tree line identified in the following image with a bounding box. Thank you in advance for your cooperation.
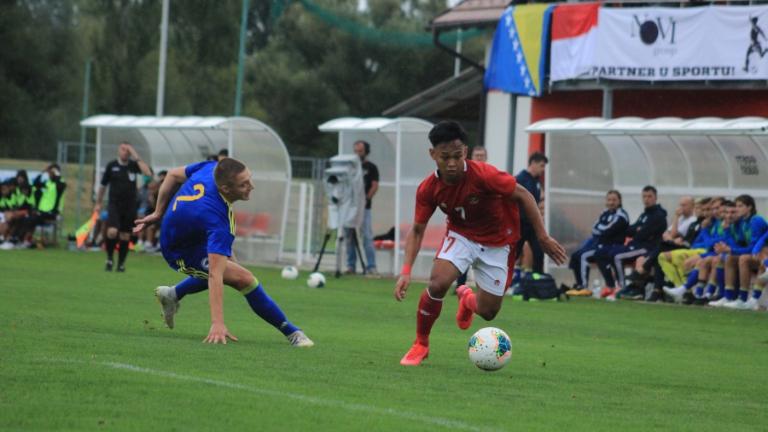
[0,0,484,161]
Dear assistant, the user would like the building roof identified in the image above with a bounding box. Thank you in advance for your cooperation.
[526,117,768,134]
[382,68,483,119]
[431,0,510,30]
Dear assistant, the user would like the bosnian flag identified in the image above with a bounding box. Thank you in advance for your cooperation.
[550,2,600,82]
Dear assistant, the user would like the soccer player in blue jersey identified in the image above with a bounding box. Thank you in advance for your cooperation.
[134,158,313,346]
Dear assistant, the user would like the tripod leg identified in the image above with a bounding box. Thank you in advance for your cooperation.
[335,227,344,278]
[313,232,332,273]
[352,230,367,275]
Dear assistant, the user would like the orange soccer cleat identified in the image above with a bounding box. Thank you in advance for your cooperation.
[455,285,474,330]
[599,287,617,298]
[400,342,429,366]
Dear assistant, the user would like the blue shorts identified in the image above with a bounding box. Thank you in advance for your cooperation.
[162,245,209,279]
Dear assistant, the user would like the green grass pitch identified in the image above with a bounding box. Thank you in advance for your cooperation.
[1,249,767,431]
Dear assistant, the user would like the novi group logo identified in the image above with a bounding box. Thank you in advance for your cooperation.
[631,14,677,45]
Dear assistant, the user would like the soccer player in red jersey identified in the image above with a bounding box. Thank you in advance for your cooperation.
[394,121,567,366]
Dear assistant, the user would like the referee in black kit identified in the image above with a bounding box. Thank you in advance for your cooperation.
[94,142,151,272]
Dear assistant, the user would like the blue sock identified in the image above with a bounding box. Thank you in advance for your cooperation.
[242,281,299,336]
[705,283,717,297]
[685,270,699,289]
[716,268,725,291]
[739,290,749,302]
[512,268,521,284]
[694,284,705,298]
[174,277,208,301]
[752,287,763,300]
[724,286,737,301]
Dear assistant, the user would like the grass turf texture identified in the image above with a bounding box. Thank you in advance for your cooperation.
[1,249,767,431]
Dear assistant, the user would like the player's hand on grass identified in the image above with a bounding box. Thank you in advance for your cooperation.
[204,322,238,344]
[394,275,411,301]
[540,235,567,265]
[133,211,161,234]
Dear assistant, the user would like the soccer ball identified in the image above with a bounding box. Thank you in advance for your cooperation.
[468,327,512,371]
[306,272,326,288]
[281,266,299,280]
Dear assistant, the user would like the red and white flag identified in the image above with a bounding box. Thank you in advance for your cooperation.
[550,3,600,82]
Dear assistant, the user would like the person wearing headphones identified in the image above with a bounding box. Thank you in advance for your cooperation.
[346,140,380,276]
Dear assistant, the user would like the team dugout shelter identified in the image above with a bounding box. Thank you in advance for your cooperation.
[526,116,768,283]
[80,115,292,263]
[319,117,442,278]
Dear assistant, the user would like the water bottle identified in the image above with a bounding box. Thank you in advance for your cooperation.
[592,279,602,298]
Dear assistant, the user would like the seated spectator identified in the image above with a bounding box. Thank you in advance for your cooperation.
[632,196,705,300]
[23,164,67,246]
[566,190,629,296]
[0,170,36,249]
[593,185,667,300]
[667,200,736,305]
[721,194,767,310]
[0,179,15,242]
[657,198,714,293]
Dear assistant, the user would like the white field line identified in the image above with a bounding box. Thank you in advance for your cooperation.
[42,358,490,432]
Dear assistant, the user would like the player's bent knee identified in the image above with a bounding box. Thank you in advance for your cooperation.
[426,279,450,298]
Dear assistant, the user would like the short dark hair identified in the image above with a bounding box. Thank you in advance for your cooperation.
[355,140,370,155]
[723,200,736,208]
[428,121,467,147]
[528,152,548,165]
[214,158,247,188]
[218,149,229,157]
[642,185,657,196]
[158,170,168,177]
[697,197,712,206]
[735,194,757,216]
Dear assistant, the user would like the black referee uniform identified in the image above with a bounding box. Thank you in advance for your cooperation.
[101,159,141,271]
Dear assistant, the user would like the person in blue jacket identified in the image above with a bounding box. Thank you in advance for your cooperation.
[593,186,667,300]
[567,190,629,296]
[720,194,767,310]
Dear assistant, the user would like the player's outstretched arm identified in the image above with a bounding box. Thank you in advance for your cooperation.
[133,166,187,233]
[512,184,567,265]
[394,223,426,301]
[204,253,238,344]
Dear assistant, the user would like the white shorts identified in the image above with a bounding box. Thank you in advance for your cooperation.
[436,230,512,297]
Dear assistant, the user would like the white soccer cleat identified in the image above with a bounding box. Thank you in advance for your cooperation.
[708,297,729,307]
[758,269,768,283]
[287,330,314,347]
[721,299,743,309]
[740,297,760,311]
[663,285,686,303]
[0,241,14,250]
[155,286,180,329]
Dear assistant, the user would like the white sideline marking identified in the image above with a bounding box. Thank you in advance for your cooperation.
[43,358,488,432]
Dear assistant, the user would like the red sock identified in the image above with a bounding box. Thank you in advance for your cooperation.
[461,290,477,314]
[415,289,443,346]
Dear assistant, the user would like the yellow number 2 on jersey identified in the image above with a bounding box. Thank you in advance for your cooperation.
[172,184,205,211]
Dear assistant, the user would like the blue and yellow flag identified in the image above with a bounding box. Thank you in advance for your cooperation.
[484,4,554,96]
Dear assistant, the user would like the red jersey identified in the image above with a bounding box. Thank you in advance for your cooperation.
[414,160,521,247]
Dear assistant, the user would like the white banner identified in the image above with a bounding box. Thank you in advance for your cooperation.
[576,6,768,81]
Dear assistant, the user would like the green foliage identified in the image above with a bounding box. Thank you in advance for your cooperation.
[1,0,490,161]
[2,249,768,431]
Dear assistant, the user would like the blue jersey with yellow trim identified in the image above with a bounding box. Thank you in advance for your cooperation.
[160,161,235,257]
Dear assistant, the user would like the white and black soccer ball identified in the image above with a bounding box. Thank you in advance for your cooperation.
[281,266,299,280]
[306,272,326,288]
[468,327,512,371]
